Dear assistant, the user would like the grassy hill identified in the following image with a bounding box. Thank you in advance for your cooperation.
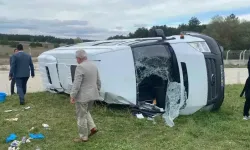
[0,41,64,65]
[0,41,55,58]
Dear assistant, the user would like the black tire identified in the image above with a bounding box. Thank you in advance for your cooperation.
[210,97,224,111]
[203,97,224,112]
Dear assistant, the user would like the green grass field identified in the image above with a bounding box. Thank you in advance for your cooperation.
[0,85,249,150]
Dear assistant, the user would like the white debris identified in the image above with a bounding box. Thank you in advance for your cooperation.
[5,118,18,122]
[8,140,21,150]
[4,110,13,113]
[136,113,144,119]
[147,117,157,124]
[42,123,50,130]
[24,106,31,110]
[42,124,49,128]
[29,127,35,132]
[26,138,31,143]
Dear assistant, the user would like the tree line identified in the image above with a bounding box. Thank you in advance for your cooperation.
[0,14,249,50]
[0,34,93,45]
[108,14,250,50]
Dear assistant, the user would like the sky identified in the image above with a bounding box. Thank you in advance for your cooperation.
[0,0,250,40]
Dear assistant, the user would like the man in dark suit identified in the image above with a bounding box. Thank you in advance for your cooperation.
[9,49,18,95]
[248,56,250,76]
[9,44,35,105]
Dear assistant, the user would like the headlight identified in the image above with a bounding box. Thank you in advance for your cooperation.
[188,42,211,52]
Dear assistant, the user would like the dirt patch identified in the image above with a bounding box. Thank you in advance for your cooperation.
[0,57,38,66]
[0,42,53,58]
[0,62,39,71]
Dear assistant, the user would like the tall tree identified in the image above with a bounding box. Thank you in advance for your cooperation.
[74,37,83,44]
[188,17,201,26]
[203,14,248,50]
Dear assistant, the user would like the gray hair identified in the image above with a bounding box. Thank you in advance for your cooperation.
[75,49,87,59]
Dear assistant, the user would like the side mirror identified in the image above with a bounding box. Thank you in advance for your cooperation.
[155,29,166,40]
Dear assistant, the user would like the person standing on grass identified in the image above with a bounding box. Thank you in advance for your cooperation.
[240,76,250,120]
[9,48,18,95]
[70,49,101,142]
[9,44,35,105]
[247,56,250,76]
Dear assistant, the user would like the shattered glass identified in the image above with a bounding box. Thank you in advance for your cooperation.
[163,82,188,127]
[133,45,188,127]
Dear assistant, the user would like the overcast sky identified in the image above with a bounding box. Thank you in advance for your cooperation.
[0,0,250,40]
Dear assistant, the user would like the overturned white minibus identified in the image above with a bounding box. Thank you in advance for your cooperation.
[38,29,225,126]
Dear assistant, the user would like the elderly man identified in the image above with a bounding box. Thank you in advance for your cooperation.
[70,49,101,142]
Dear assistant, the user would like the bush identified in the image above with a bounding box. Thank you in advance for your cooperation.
[0,40,9,45]
[29,42,43,48]
[44,44,49,48]
[9,41,19,48]
[54,43,60,48]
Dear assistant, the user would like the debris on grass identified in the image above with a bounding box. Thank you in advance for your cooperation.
[24,106,31,110]
[21,136,26,144]
[147,117,157,124]
[6,134,17,143]
[42,124,49,128]
[7,136,32,150]
[8,140,21,150]
[4,110,13,113]
[36,146,41,150]
[4,109,20,113]
[29,127,35,132]
[29,133,45,139]
[5,118,18,122]
[26,138,31,143]
[42,123,51,130]
[136,113,144,119]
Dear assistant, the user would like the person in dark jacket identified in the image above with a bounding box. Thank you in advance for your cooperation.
[248,56,250,76]
[9,44,35,105]
[9,49,18,95]
[240,76,250,120]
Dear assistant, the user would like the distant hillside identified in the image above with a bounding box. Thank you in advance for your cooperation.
[0,33,94,45]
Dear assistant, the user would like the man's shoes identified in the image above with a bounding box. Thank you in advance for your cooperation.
[243,116,249,120]
[89,128,98,137]
[20,102,25,105]
[73,137,88,143]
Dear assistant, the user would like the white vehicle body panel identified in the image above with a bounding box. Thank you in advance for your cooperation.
[38,35,211,116]
[170,43,208,115]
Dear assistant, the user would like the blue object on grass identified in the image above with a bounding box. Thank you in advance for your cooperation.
[6,133,17,143]
[29,133,45,139]
[0,92,7,103]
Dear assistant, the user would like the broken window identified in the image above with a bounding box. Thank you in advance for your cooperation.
[132,44,173,109]
[132,44,187,127]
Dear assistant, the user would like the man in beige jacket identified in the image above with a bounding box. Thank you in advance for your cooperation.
[70,49,101,142]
